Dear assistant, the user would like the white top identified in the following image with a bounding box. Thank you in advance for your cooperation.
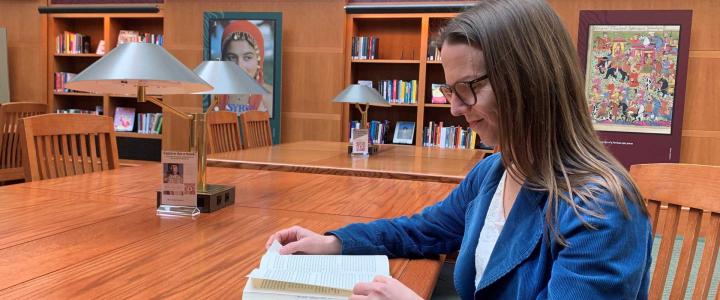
[474,171,507,288]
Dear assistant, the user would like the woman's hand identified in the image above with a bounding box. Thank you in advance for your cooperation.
[350,276,423,300]
[265,226,342,255]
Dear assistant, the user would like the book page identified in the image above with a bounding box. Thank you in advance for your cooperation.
[250,241,389,291]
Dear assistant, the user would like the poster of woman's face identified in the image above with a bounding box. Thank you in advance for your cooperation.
[208,19,275,115]
[204,12,282,144]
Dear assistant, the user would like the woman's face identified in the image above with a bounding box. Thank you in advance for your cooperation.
[224,39,259,78]
[170,164,179,174]
[442,42,499,146]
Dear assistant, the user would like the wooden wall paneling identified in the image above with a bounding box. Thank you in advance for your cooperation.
[680,136,720,166]
[354,16,422,60]
[679,55,720,164]
[281,50,343,142]
[683,57,720,131]
[0,0,47,103]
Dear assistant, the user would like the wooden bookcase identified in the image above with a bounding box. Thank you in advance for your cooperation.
[47,13,164,160]
[343,13,482,149]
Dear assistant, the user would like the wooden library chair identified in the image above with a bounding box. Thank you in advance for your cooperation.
[0,102,47,183]
[630,163,720,300]
[207,110,243,154]
[239,110,272,149]
[19,113,119,181]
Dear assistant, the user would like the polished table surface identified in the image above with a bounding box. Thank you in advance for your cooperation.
[0,164,457,298]
[208,140,493,183]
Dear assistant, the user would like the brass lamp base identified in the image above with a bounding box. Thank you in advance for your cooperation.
[157,184,235,213]
[347,144,379,155]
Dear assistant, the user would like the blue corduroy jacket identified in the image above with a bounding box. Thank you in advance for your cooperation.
[330,153,653,299]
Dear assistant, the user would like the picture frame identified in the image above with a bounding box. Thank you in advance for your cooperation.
[393,121,415,144]
[203,12,283,144]
[577,10,692,168]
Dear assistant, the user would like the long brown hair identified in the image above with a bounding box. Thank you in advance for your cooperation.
[439,0,646,245]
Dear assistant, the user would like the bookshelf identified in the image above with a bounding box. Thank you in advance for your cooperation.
[343,13,486,150]
[47,13,164,161]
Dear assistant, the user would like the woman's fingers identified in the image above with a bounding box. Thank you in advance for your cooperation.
[352,281,383,296]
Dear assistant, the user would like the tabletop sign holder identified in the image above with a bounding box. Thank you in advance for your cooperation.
[157,151,201,217]
[351,128,372,155]
[156,151,236,215]
[349,127,378,155]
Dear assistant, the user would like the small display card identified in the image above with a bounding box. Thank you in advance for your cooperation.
[160,151,198,207]
[351,128,370,155]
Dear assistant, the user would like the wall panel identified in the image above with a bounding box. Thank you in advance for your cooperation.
[0,0,46,103]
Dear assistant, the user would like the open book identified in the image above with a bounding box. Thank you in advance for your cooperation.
[242,240,390,299]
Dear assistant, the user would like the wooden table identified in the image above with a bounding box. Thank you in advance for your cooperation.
[208,140,493,183]
[0,165,457,298]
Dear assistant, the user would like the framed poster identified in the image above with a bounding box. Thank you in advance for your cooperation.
[203,12,282,144]
[577,10,692,168]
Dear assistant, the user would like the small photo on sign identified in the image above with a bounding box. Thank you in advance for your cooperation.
[163,163,184,184]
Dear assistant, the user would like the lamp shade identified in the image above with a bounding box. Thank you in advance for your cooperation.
[65,43,212,95]
[333,84,390,107]
[192,61,268,95]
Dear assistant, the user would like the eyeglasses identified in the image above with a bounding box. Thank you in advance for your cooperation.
[439,74,489,106]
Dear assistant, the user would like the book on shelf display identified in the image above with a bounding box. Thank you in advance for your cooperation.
[431,83,448,104]
[114,107,136,132]
[393,121,415,144]
[357,80,373,88]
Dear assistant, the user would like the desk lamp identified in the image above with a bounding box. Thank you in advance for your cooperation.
[65,42,231,216]
[333,84,390,154]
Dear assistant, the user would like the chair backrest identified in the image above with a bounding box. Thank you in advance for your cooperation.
[207,110,242,154]
[630,163,720,300]
[20,113,119,181]
[239,110,272,148]
[0,102,47,181]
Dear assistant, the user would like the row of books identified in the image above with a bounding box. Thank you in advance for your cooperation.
[117,30,164,46]
[351,36,379,60]
[56,108,101,115]
[113,107,162,134]
[137,113,163,134]
[54,72,78,93]
[423,121,478,149]
[349,120,390,144]
[55,31,91,54]
[377,79,418,104]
